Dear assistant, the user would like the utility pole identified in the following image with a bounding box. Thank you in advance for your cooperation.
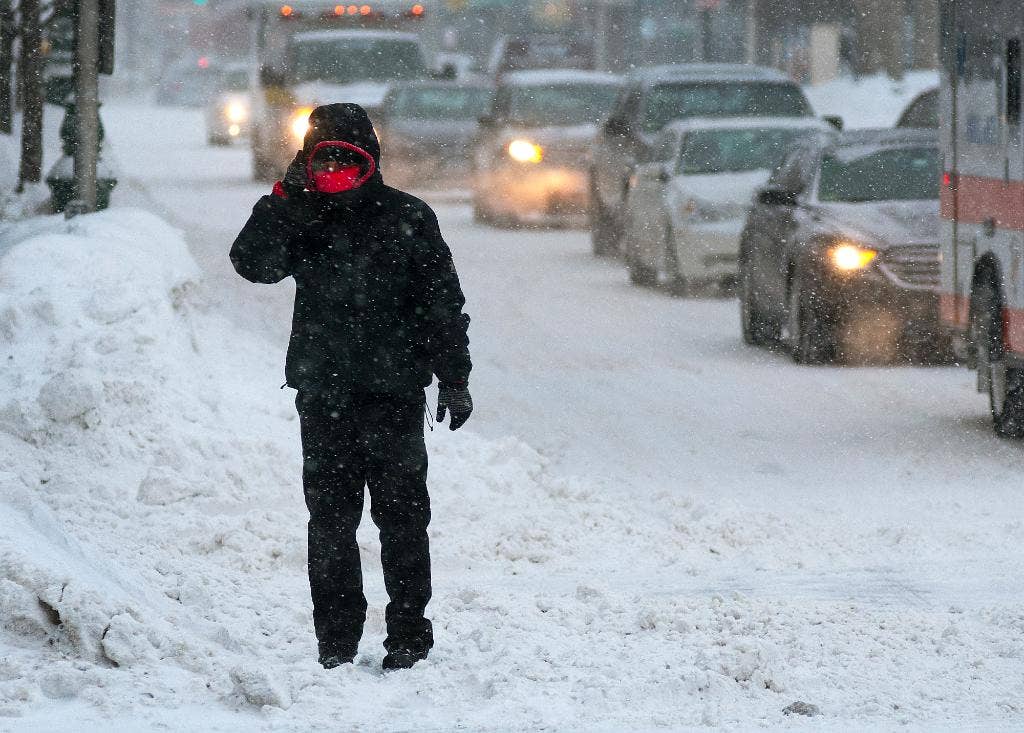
[75,0,100,211]
[17,0,43,190]
[0,0,13,134]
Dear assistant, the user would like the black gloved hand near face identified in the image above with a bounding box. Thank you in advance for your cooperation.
[282,150,307,197]
[437,382,472,431]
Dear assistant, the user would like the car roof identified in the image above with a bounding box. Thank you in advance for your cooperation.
[387,78,493,91]
[836,127,937,148]
[500,69,623,87]
[291,29,419,43]
[629,63,794,85]
[660,116,834,135]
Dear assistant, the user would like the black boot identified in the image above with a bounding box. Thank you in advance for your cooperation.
[318,640,358,669]
[382,646,429,670]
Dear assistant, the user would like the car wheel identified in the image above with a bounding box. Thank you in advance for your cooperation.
[589,180,620,257]
[786,263,833,364]
[628,256,657,287]
[972,280,1024,438]
[740,265,778,346]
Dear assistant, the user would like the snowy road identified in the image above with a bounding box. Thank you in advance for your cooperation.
[104,103,1022,608]
[5,102,1020,730]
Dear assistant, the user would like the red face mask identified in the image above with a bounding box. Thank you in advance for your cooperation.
[313,165,363,193]
[306,140,376,194]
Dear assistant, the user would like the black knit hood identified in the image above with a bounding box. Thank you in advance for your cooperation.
[304,103,381,167]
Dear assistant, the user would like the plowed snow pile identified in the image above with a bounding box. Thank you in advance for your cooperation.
[1,209,1023,731]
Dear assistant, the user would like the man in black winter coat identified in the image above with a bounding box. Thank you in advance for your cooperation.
[230,103,472,671]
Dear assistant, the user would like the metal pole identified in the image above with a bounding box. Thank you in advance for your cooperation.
[76,0,99,212]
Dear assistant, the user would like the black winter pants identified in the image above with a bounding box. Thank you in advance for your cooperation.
[296,390,432,656]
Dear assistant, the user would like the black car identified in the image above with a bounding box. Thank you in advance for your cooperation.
[589,64,815,256]
[739,128,942,363]
[378,80,494,188]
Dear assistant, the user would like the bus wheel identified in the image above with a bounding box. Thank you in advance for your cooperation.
[972,281,1024,438]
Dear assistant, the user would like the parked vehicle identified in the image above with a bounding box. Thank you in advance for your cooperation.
[739,128,942,364]
[589,64,816,256]
[937,0,1024,437]
[472,70,621,227]
[247,2,432,181]
[156,57,222,107]
[622,117,833,292]
[378,80,493,187]
[896,87,937,128]
[205,64,253,146]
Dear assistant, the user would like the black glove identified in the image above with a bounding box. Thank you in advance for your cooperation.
[437,382,472,431]
[281,150,307,197]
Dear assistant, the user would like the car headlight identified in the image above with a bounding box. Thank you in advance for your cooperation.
[830,242,878,271]
[225,101,248,123]
[507,139,543,164]
[290,106,314,141]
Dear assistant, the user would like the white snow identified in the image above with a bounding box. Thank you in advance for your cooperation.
[1,82,1023,731]
[804,70,939,129]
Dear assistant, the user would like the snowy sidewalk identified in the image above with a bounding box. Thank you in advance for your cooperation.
[1,203,1023,730]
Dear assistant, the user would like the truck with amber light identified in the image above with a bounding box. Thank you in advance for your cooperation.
[936,0,1024,437]
[246,1,432,181]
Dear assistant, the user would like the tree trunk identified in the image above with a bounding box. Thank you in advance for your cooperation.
[0,0,13,134]
[18,0,44,189]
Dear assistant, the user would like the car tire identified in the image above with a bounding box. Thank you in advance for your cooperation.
[740,265,778,346]
[589,180,620,257]
[972,280,1024,438]
[628,256,657,286]
[787,263,833,364]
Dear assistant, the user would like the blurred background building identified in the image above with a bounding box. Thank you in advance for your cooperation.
[112,0,939,88]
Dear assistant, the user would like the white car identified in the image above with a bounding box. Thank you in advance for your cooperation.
[622,117,834,293]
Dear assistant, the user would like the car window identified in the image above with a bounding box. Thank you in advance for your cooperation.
[818,146,940,202]
[640,82,812,133]
[677,127,819,175]
[506,83,620,127]
[896,90,938,128]
[388,87,492,120]
[290,39,427,83]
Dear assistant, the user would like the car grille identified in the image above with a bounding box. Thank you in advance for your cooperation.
[878,244,940,290]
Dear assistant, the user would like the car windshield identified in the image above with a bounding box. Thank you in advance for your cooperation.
[389,87,492,120]
[291,39,427,83]
[679,127,816,175]
[218,70,249,93]
[641,82,812,132]
[506,83,620,127]
[818,146,939,202]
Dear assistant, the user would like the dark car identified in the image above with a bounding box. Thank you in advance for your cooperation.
[589,64,815,255]
[472,69,621,227]
[378,80,494,188]
[895,87,938,128]
[738,128,942,363]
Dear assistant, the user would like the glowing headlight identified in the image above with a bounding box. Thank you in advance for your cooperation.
[291,106,314,141]
[225,101,248,123]
[507,139,543,164]
[831,243,878,271]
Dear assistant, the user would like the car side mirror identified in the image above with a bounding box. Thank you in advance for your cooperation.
[823,115,844,131]
[478,113,497,127]
[657,164,671,183]
[758,188,800,207]
[604,117,631,137]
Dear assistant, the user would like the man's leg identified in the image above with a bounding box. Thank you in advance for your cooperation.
[296,391,368,662]
[364,395,433,661]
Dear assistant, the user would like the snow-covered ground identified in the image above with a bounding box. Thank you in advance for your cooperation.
[1,83,1023,731]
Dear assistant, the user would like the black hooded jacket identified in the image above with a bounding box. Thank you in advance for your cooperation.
[230,103,471,395]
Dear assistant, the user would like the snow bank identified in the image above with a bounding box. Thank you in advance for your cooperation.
[805,70,939,129]
[2,208,1023,731]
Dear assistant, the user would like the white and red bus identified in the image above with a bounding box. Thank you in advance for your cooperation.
[939,0,1024,437]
